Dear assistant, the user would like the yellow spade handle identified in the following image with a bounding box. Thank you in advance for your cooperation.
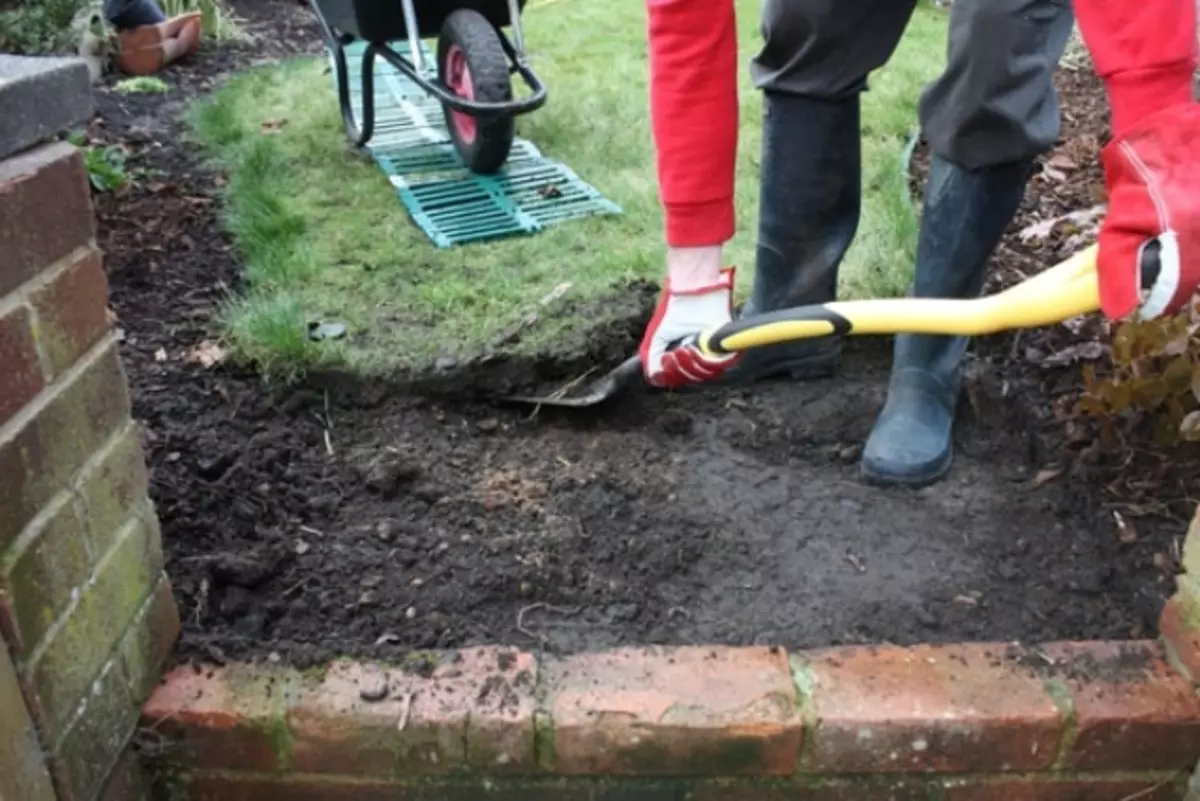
[702,244,1100,355]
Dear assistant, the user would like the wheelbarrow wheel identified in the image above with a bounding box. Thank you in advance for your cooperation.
[437,9,515,174]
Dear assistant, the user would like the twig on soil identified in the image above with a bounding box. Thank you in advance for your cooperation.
[324,429,334,456]
[516,603,549,643]
[844,549,867,573]
[397,691,416,731]
[193,578,209,625]
[282,576,313,597]
[1116,771,1182,801]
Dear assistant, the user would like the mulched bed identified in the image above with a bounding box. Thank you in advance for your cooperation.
[88,1,1191,669]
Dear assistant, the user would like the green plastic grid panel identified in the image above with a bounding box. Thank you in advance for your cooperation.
[329,37,622,247]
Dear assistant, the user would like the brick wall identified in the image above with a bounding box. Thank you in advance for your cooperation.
[1162,505,1200,801]
[0,55,181,801]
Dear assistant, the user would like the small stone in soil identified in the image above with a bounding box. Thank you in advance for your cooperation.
[359,454,421,497]
[359,677,389,702]
[195,451,234,480]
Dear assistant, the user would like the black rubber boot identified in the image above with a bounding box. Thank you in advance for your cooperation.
[860,153,1034,488]
[713,90,862,386]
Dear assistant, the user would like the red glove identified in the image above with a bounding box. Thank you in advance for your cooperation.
[1073,0,1200,320]
[1097,103,1200,320]
[639,267,741,388]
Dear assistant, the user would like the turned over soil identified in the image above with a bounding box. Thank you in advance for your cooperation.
[91,1,1186,668]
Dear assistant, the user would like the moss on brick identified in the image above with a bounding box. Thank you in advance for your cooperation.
[50,659,139,801]
[533,711,555,773]
[1041,676,1078,771]
[78,422,150,558]
[27,513,159,736]
[0,342,129,550]
[789,657,818,771]
[1,492,90,658]
[119,575,180,706]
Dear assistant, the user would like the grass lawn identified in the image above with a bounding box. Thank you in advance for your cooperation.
[188,0,948,379]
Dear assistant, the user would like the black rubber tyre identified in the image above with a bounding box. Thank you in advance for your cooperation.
[437,9,515,174]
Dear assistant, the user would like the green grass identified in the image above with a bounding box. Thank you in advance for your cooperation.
[187,0,948,378]
[160,0,245,41]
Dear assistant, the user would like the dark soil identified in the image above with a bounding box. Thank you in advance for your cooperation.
[88,1,1189,669]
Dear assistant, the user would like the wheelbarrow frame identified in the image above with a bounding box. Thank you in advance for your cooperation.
[310,0,548,149]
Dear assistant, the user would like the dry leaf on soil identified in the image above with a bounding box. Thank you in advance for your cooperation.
[1113,510,1139,544]
[184,340,227,368]
[1017,204,1105,244]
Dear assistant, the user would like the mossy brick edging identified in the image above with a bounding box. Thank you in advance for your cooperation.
[139,632,1200,801]
[1,57,182,801]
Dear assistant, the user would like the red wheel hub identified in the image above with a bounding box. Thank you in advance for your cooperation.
[444,44,476,145]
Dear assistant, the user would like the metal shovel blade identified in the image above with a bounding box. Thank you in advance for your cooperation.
[499,354,644,408]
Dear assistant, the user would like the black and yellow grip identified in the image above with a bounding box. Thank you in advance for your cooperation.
[693,241,1159,358]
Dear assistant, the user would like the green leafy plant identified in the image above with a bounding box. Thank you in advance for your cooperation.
[159,0,243,40]
[115,76,170,93]
[0,0,88,54]
[66,132,133,193]
[1076,302,1200,446]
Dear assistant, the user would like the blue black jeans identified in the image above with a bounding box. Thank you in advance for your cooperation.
[104,0,167,29]
[749,0,1075,169]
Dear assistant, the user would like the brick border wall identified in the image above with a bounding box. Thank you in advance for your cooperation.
[0,55,181,801]
[141,634,1200,801]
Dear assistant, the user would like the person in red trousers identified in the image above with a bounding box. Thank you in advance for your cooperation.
[638,0,1200,488]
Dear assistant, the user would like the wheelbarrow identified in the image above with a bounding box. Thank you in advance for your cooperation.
[309,0,548,173]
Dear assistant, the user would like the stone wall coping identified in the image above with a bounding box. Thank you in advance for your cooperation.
[0,54,94,161]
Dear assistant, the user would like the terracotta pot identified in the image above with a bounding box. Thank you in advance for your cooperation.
[114,12,203,76]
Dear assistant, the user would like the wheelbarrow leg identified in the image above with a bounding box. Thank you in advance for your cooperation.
[399,0,427,73]
[310,0,376,148]
[505,0,526,57]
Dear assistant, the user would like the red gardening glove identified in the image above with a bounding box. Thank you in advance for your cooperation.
[1097,103,1200,320]
[639,267,742,388]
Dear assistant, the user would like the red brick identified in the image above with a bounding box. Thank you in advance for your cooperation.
[289,647,537,777]
[1035,640,1200,770]
[1161,594,1200,684]
[139,663,295,772]
[0,305,45,425]
[802,643,1063,773]
[940,774,1183,801]
[0,142,95,296]
[0,341,130,551]
[97,750,150,801]
[1,493,91,658]
[543,645,803,776]
[30,247,111,378]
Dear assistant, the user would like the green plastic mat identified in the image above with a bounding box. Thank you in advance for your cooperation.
[330,40,622,248]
